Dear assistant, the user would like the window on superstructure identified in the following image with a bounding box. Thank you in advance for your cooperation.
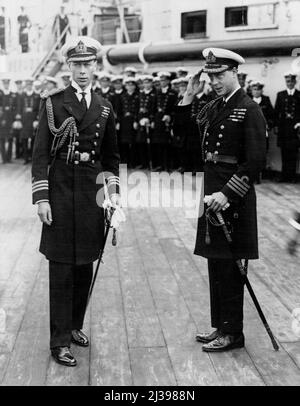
[181,10,207,39]
[225,6,248,27]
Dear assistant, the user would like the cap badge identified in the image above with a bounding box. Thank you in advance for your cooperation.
[75,41,87,54]
[207,51,217,63]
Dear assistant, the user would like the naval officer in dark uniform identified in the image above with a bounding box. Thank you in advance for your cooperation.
[32,36,120,367]
[274,72,300,183]
[176,48,266,352]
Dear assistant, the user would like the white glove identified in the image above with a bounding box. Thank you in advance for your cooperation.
[294,123,300,130]
[162,115,171,123]
[204,195,230,211]
[140,118,150,127]
[110,207,126,230]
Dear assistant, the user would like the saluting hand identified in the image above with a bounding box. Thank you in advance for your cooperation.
[181,69,204,106]
[38,202,53,226]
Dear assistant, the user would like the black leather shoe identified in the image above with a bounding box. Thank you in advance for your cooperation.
[202,333,245,352]
[71,330,89,347]
[195,329,221,343]
[51,347,77,367]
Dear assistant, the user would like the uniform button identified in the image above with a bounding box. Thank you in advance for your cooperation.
[96,132,100,138]
[220,125,225,129]
[219,134,223,139]
[75,150,79,154]
[96,124,100,128]
[205,142,208,145]
[74,161,79,165]
[214,151,219,155]
[94,142,97,146]
[204,150,207,153]
[74,142,79,146]
[92,160,95,164]
[91,151,96,155]
[216,142,220,147]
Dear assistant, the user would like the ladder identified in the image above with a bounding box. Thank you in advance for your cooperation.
[32,23,71,79]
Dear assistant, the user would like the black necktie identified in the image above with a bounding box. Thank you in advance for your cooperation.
[81,92,88,112]
[217,98,226,112]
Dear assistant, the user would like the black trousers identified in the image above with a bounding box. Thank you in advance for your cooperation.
[49,261,93,349]
[0,138,13,163]
[207,259,245,334]
[281,146,298,182]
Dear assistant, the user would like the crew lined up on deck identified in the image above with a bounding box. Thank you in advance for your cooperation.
[1,63,299,182]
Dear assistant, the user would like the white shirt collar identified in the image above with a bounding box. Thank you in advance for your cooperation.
[144,88,152,94]
[26,90,34,96]
[287,88,295,96]
[71,80,91,94]
[161,86,169,94]
[101,87,110,94]
[196,92,204,99]
[224,86,241,103]
[71,80,92,108]
[3,89,10,95]
[253,96,262,104]
[115,89,123,94]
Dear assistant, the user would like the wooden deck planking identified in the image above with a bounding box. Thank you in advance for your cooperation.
[0,165,300,386]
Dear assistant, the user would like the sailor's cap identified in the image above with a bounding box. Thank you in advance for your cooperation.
[284,71,297,78]
[176,66,189,73]
[97,71,111,80]
[124,66,137,74]
[177,77,189,84]
[251,80,265,88]
[45,76,59,85]
[111,75,124,83]
[61,36,101,62]
[25,77,35,83]
[171,78,180,85]
[1,73,11,81]
[123,77,137,84]
[142,75,154,82]
[202,48,245,74]
[158,71,171,79]
[153,76,160,83]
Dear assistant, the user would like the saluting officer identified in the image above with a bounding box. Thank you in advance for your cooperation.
[171,76,189,172]
[136,75,156,169]
[274,72,300,183]
[0,76,17,163]
[20,77,40,164]
[152,71,177,171]
[185,79,208,174]
[117,77,139,167]
[176,48,266,352]
[32,36,120,367]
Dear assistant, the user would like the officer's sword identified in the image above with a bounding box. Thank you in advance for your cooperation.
[214,210,279,351]
[86,207,116,307]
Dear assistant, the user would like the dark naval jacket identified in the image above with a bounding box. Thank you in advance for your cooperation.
[32,85,120,265]
[274,89,300,148]
[0,91,18,139]
[176,88,266,259]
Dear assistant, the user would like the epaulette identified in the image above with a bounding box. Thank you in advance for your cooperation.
[40,87,66,100]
